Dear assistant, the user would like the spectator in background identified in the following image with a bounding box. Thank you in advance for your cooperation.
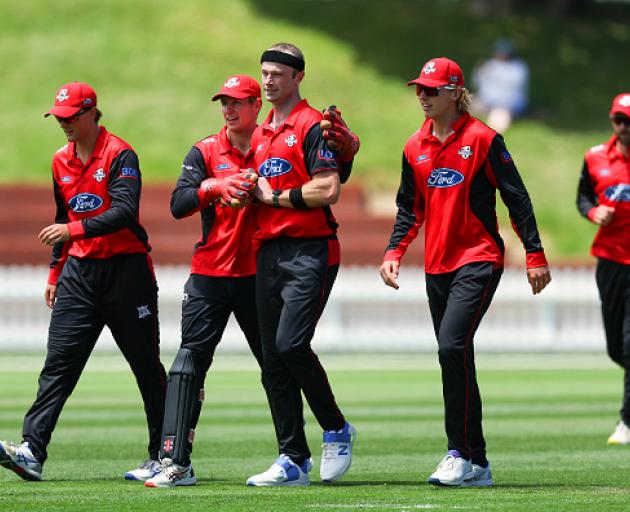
[576,93,630,445]
[472,39,529,133]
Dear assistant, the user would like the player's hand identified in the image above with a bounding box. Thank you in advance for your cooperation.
[38,223,70,246]
[380,260,400,290]
[592,205,615,226]
[527,265,551,295]
[200,171,257,207]
[44,283,57,309]
[320,106,360,162]
[253,176,273,204]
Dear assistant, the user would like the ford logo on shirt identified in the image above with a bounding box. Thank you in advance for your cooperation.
[69,193,104,212]
[258,158,292,178]
[427,168,464,188]
[604,183,630,202]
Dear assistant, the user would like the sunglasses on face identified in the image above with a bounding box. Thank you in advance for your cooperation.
[55,107,92,124]
[611,115,630,126]
[416,85,457,97]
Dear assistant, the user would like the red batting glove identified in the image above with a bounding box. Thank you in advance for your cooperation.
[199,172,256,207]
[320,106,360,162]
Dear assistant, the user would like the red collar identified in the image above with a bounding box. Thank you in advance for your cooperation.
[419,112,471,142]
[66,126,108,166]
[261,99,310,134]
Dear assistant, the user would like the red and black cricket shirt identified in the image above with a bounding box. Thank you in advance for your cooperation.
[49,126,149,284]
[577,135,630,264]
[250,99,341,265]
[170,126,258,277]
[384,113,547,274]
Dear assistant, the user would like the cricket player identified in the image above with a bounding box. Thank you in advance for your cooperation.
[138,74,359,488]
[380,57,551,487]
[576,93,630,445]
[0,82,167,481]
[246,42,359,487]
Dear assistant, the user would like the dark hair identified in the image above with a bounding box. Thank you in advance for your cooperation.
[95,109,102,123]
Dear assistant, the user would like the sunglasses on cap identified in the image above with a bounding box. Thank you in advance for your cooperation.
[611,115,630,126]
[55,107,92,124]
[416,85,457,97]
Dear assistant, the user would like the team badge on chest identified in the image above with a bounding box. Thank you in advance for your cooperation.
[93,168,105,182]
[458,146,473,159]
[285,134,298,147]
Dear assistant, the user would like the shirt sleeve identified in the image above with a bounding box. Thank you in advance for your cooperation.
[576,159,598,222]
[487,134,548,268]
[66,150,142,240]
[383,152,425,263]
[170,146,209,219]
[48,176,71,284]
[303,124,340,177]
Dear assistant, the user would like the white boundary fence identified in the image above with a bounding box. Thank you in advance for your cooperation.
[0,265,604,352]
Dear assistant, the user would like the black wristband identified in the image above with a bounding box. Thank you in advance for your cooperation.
[289,188,309,210]
[272,189,282,208]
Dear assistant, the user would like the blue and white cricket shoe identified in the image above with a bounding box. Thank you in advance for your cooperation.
[246,454,311,486]
[124,459,161,481]
[320,421,356,482]
[461,462,493,487]
[0,440,42,481]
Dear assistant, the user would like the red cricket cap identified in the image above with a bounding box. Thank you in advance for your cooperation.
[407,57,464,88]
[609,93,630,118]
[45,82,97,118]
[212,75,261,101]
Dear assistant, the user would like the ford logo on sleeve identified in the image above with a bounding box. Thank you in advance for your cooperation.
[427,168,464,188]
[68,193,104,212]
[258,158,292,178]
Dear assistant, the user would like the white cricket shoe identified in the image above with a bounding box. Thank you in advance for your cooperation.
[320,421,356,482]
[246,455,311,486]
[607,420,630,445]
[462,462,493,487]
[0,440,42,481]
[427,451,474,487]
[144,459,196,488]
[124,459,161,481]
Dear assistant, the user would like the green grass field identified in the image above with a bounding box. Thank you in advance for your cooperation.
[0,353,628,511]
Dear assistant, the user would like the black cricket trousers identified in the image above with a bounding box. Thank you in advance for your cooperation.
[426,261,502,466]
[596,257,630,424]
[22,254,166,464]
[256,237,345,465]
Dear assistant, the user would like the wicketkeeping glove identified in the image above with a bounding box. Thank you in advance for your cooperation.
[199,171,258,207]
[320,106,360,162]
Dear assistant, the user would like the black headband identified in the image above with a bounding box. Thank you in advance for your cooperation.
[260,50,305,72]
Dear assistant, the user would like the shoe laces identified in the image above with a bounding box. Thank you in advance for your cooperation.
[160,458,187,480]
[321,442,339,458]
[139,458,159,470]
[437,454,457,471]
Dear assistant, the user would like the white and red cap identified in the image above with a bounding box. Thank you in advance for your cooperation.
[45,82,97,118]
[407,57,464,88]
[212,75,261,101]
[609,93,630,118]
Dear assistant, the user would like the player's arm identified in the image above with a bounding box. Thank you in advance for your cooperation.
[380,153,425,290]
[487,135,551,294]
[171,146,209,219]
[255,123,340,208]
[576,160,614,226]
[43,176,71,306]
